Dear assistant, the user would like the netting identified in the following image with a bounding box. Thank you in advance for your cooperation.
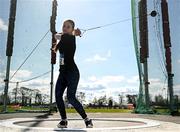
[0,0,52,105]
[132,0,180,113]
[0,0,179,112]
[131,0,152,113]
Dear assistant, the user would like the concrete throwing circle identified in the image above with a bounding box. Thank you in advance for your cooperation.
[0,118,160,132]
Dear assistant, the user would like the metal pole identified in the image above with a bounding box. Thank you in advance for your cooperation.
[161,0,175,113]
[50,64,54,111]
[14,82,19,104]
[143,58,150,108]
[50,0,57,112]
[168,73,174,112]
[3,0,17,112]
[3,57,11,112]
[139,0,150,109]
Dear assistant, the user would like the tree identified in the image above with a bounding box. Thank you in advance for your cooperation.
[34,90,42,105]
[10,87,21,104]
[92,97,98,105]
[9,87,49,105]
[97,95,107,107]
[41,94,50,104]
[108,97,113,108]
[126,94,137,104]
[0,93,10,105]
[77,92,86,105]
[118,94,123,106]
[154,94,166,106]
[19,87,34,106]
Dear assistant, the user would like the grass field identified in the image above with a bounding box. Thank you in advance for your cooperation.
[0,105,132,113]
[0,105,49,113]
[66,108,132,113]
[0,105,179,114]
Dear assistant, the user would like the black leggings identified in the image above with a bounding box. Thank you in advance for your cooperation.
[55,69,87,119]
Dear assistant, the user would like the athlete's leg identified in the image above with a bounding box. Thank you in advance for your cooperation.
[66,70,87,119]
[55,72,67,119]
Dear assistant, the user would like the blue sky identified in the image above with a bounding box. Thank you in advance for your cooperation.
[0,0,179,103]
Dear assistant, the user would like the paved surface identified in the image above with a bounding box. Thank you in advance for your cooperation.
[15,119,145,128]
[0,112,180,124]
[0,113,180,132]
[0,117,160,132]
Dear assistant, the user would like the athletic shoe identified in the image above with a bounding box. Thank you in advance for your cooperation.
[84,118,93,128]
[57,120,68,128]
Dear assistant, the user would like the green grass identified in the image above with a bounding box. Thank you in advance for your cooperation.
[0,105,17,113]
[21,106,49,111]
[0,105,179,114]
[66,108,132,113]
[0,105,49,113]
[155,108,180,114]
[155,108,170,113]
[0,105,132,113]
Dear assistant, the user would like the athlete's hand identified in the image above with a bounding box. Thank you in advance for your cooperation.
[51,43,57,53]
[73,28,81,36]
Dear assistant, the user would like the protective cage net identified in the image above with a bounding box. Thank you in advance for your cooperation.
[0,0,52,105]
[131,0,180,113]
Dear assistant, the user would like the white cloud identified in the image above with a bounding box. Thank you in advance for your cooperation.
[0,58,2,64]
[7,71,51,96]
[148,79,180,100]
[174,84,180,89]
[78,75,139,102]
[80,75,125,88]
[0,69,139,103]
[0,70,32,90]
[17,77,50,91]
[85,50,111,63]
[177,59,180,64]
[107,50,111,57]
[90,75,125,84]
[1,68,178,104]
[174,84,180,94]
[148,78,170,100]
[0,69,47,90]
[149,78,165,87]
[127,76,139,83]
[85,54,107,62]
[10,70,32,81]
[0,18,8,31]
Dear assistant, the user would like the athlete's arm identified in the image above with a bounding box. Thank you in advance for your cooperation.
[54,33,63,40]
[51,33,63,53]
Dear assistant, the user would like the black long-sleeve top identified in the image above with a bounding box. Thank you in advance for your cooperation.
[57,34,78,71]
